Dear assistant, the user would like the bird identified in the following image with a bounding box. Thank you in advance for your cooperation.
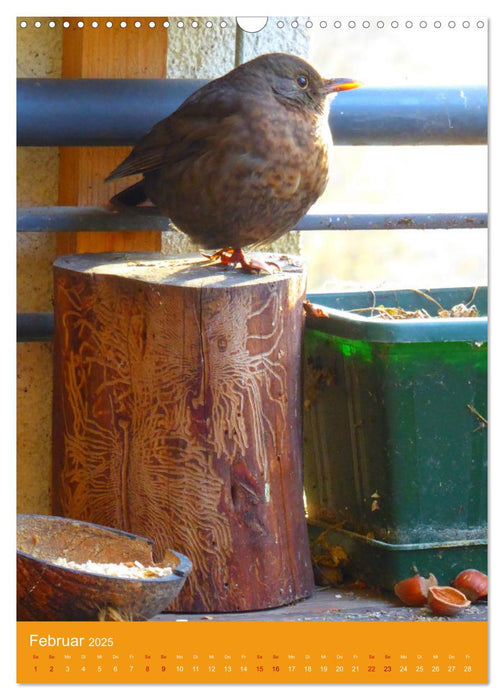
[106,52,361,273]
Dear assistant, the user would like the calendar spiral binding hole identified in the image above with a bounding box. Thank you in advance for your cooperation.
[18,18,487,30]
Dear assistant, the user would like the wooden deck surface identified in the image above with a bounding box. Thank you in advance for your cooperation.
[154,585,488,622]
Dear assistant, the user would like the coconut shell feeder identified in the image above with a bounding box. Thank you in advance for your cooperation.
[17,514,192,621]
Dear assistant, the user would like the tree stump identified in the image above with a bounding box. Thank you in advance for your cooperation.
[52,252,314,612]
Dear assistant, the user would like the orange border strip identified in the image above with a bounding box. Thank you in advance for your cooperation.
[17,620,487,683]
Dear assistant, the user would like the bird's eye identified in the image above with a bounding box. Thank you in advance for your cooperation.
[297,74,309,89]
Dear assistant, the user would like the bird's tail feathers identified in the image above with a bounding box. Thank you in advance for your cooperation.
[109,180,149,209]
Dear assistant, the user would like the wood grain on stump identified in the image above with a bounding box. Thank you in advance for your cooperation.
[52,253,314,612]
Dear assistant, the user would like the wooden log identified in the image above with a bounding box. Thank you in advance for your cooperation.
[52,252,314,612]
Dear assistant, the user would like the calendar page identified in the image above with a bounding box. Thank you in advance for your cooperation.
[16,12,488,687]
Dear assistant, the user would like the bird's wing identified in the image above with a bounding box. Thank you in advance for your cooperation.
[105,120,200,181]
[105,86,244,182]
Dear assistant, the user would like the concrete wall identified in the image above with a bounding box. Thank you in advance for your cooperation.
[17,19,62,513]
[17,16,309,514]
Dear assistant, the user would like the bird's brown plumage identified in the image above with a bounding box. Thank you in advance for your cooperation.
[106,53,360,254]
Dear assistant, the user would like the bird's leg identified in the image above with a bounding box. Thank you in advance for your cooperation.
[201,248,280,274]
[222,248,282,273]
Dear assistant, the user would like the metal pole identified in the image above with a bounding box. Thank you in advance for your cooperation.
[17,79,487,147]
[17,207,487,233]
[17,313,54,343]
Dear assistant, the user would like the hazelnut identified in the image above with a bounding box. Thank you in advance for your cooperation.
[453,569,487,602]
[427,586,471,617]
[393,573,438,606]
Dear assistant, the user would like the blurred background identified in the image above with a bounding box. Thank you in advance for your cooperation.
[302,19,487,292]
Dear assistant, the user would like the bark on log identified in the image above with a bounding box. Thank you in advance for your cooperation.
[52,252,313,612]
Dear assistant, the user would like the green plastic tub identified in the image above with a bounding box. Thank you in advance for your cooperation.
[303,287,487,589]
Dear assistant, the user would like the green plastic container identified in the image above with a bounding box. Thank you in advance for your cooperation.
[303,287,487,589]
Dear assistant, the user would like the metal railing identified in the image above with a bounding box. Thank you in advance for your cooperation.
[17,79,488,342]
[18,80,487,146]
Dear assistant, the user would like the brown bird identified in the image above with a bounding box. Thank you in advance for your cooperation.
[106,53,361,272]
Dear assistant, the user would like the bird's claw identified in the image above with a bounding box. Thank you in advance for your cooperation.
[201,248,280,274]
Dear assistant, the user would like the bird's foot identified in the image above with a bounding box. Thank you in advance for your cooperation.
[201,248,280,274]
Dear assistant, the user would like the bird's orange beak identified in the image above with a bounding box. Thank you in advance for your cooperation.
[322,78,363,94]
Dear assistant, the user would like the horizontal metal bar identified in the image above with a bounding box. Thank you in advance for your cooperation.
[17,313,54,342]
[329,85,487,146]
[17,78,201,147]
[17,207,487,232]
[17,206,172,232]
[290,212,487,231]
[17,79,487,147]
